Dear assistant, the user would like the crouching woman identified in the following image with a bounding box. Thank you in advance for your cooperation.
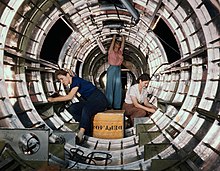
[48,69,108,143]
[122,73,157,126]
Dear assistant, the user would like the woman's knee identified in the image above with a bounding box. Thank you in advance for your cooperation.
[82,105,97,117]
[135,109,147,117]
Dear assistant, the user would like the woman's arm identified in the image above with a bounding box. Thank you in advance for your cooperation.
[48,87,78,102]
[144,98,157,110]
[120,35,125,51]
[108,35,116,53]
[131,96,156,113]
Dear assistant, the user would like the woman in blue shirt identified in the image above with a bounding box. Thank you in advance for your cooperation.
[48,69,108,143]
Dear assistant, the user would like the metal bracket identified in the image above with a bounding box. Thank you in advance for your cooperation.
[0,128,49,161]
[53,131,76,147]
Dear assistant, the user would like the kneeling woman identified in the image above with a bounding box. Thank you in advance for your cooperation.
[48,69,108,143]
[122,73,157,126]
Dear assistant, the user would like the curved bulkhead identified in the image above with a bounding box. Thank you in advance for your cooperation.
[0,0,220,170]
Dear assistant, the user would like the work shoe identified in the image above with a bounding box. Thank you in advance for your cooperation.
[76,131,84,145]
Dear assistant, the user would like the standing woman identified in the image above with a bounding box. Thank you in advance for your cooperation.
[48,69,108,143]
[122,73,157,126]
[106,34,125,109]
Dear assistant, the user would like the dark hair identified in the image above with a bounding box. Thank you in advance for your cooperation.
[55,69,68,78]
[115,38,121,45]
[137,73,150,82]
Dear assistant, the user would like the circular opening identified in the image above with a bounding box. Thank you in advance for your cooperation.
[18,133,40,155]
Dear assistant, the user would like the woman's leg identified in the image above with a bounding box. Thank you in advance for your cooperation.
[105,66,115,108]
[113,66,122,109]
[80,89,108,136]
[67,102,87,143]
[67,101,86,122]
[122,103,147,126]
[130,108,146,126]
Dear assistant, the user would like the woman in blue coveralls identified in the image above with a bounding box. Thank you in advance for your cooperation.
[106,34,125,109]
[48,69,108,143]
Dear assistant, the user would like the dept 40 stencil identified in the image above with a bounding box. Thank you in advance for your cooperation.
[93,125,123,131]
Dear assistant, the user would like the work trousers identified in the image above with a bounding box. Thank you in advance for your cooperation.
[67,89,108,136]
[105,65,122,109]
[122,103,150,126]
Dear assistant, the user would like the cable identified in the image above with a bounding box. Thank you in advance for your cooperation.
[67,147,112,168]
[113,2,121,21]
[150,62,169,79]
[26,136,39,154]
[86,151,112,166]
[140,18,180,55]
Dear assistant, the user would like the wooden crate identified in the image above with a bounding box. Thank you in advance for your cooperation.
[92,110,125,139]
